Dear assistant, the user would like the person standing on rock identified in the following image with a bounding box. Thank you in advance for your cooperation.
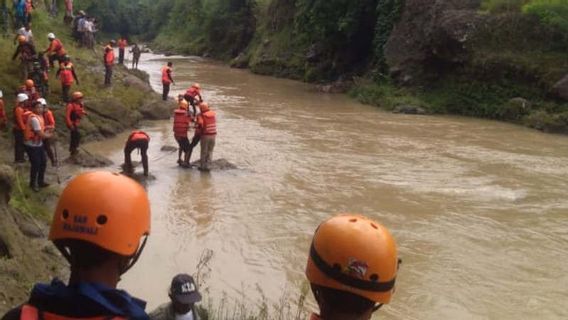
[24,101,51,191]
[118,36,128,65]
[0,171,152,320]
[13,93,29,163]
[130,43,141,69]
[103,40,115,86]
[149,274,202,320]
[56,55,79,102]
[305,214,400,320]
[39,98,57,166]
[197,102,216,172]
[161,61,174,101]
[65,91,87,156]
[124,130,150,177]
[173,99,192,167]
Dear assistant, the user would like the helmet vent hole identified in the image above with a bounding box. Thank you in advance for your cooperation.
[349,218,357,223]
[370,274,379,282]
[62,209,69,219]
[370,223,378,229]
[97,215,108,225]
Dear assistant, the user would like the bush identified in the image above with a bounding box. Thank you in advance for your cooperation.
[481,0,529,13]
[523,0,568,33]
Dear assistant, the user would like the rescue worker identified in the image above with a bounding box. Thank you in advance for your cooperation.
[12,35,36,80]
[0,171,151,320]
[117,36,128,65]
[149,274,202,320]
[161,62,174,101]
[24,101,51,191]
[40,98,57,166]
[196,102,216,172]
[22,79,40,101]
[103,40,115,86]
[30,53,49,98]
[183,83,202,116]
[13,93,28,163]
[173,99,192,167]
[13,22,33,45]
[306,214,400,320]
[65,91,87,156]
[43,33,66,68]
[56,55,79,102]
[0,90,6,130]
[124,130,150,177]
[24,0,33,24]
[130,43,141,69]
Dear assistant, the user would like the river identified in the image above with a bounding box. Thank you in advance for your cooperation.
[88,52,568,319]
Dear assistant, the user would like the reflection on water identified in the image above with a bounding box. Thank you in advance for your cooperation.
[88,52,568,319]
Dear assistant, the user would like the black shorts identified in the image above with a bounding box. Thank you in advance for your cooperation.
[176,136,190,152]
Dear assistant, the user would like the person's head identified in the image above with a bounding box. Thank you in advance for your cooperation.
[31,101,42,115]
[71,91,84,102]
[198,102,209,112]
[191,83,201,90]
[47,33,56,41]
[168,274,202,315]
[49,172,151,287]
[17,93,28,105]
[167,62,173,67]
[306,214,400,320]
[37,98,48,112]
[179,99,189,110]
[109,40,116,47]
[17,35,26,44]
[63,55,71,62]
[25,79,34,89]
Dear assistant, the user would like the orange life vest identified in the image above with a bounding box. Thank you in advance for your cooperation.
[173,109,190,138]
[43,110,55,130]
[104,46,115,65]
[48,39,66,56]
[24,114,45,143]
[185,87,200,98]
[128,130,150,142]
[118,39,128,49]
[59,62,74,85]
[201,110,217,135]
[65,102,85,128]
[13,105,26,130]
[161,66,172,84]
[20,304,126,320]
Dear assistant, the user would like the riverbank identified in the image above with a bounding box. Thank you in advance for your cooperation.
[0,7,171,312]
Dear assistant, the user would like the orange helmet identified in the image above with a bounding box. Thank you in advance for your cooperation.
[17,35,26,44]
[49,171,151,257]
[198,102,209,112]
[192,83,201,90]
[306,214,399,304]
[25,79,34,88]
[179,99,189,110]
[71,91,84,100]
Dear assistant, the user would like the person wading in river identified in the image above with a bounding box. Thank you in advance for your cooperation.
[0,171,152,320]
[149,274,202,320]
[124,130,150,177]
[161,62,174,101]
[173,99,193,167]
[306,214,400,320]
[196,102,216,172]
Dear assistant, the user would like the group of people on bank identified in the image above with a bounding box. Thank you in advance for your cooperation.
[0,170,400,320]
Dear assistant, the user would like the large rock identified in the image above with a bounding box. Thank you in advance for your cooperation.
[393,105,427,115]
[139,99,173,120]
[385,0,482,85]
[64,151,113,168]
[315,79,353,94]
[123,74,153,93]
[552,75,568,101]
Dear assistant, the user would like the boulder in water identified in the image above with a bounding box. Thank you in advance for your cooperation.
[65,151,114,168]
[161,145,178,152]
[139,99,173,120]
[393,105,427,115]
[552,74,568,101]
[189,158,238,171]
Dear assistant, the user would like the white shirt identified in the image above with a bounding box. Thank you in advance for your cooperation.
[175,310,194,320]
[17,28,33,42]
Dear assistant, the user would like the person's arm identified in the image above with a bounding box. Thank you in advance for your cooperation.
[65,105,74,129]
[72,67,79,84]
[12,46,20,60]
[15,108,25,130]
[55,66,61,79]
[167,70,174,85]
[31,116,51,139]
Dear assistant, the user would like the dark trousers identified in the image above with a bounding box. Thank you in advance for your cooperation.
[104,65,113,85]
[25,145,47,187]
[44,138,56,165]
[62,84,71,102]
[48,54,63,68]
[13,130,25,162]
[162,83,170,101]
[69,128,80,154]
[118,49,125,64]
[124,140,149,176]
[187,134,201,163]
[184,94,198,116]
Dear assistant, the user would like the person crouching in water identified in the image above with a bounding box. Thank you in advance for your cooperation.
[65,91,87,156]
[24,101,51,191]
[149,274,202,320]
[196,102,216,171]
[0,171,152,320]
[306,214,401,320]
[124,130,150,176]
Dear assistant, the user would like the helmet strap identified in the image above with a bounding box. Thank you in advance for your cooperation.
[372,303,383,312]
[120,235,148,274]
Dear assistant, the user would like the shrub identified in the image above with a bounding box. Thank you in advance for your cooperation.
[481,0,530,13]
[523,0,568,33]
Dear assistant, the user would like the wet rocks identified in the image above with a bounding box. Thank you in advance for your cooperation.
[552,74,568,101]
[161,145,178,152]
[393,105,427,115]
[64,151,113,168]
[315,79,353,94]
[189,158,238,171]
[230,52,249,69]
[123,74,153,93]
[140,99,173,120]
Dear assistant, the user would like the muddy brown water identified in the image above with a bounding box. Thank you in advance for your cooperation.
[88,52,568,319]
